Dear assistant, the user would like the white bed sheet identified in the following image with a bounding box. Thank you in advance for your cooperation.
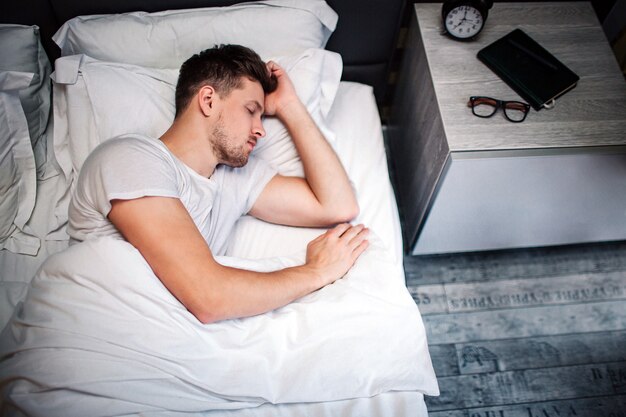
[0,82,435,416]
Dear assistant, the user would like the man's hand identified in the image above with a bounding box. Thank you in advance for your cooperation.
[263,60,299,117]
[305,224,370,287]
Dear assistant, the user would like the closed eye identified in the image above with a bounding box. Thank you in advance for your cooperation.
[246,100,264,116]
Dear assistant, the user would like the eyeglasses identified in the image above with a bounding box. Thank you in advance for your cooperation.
[467,96,531,123]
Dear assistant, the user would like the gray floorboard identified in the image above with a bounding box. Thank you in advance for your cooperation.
[403,241,626,415]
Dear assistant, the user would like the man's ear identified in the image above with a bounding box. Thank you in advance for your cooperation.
[197,85,215,117]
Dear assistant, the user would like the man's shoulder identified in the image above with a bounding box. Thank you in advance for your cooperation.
[80,134,174,180]
[96,134,160,153]
[88,135,166,163]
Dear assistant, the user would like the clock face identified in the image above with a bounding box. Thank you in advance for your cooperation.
[445,5,484,39]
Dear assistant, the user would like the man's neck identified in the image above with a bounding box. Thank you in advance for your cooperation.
[160,116,218,178]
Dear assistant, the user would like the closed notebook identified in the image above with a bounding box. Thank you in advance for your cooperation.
[477,28,579,110]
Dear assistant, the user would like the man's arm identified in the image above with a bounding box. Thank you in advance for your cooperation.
[249,61,359,227]
[108,196,368,324]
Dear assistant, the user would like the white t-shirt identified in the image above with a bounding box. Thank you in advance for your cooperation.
[68,135,276,255]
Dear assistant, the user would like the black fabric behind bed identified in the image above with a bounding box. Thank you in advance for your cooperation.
[0,0,406,105]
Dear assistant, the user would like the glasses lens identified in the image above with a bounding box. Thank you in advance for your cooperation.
[503,101,528,122]
[472,97,497,117]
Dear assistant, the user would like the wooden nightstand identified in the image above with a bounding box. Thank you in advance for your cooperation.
[388,2,626,255]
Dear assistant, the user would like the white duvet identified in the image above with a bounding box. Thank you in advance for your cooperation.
[0,235,437,416]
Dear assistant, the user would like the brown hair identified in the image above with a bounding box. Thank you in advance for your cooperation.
[175,44,277,117]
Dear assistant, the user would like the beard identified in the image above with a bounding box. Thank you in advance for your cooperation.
[210,116,249,168]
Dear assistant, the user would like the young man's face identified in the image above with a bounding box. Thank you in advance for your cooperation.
[210,77,265,168]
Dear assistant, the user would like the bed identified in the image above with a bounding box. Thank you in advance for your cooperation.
[0,0,439,415]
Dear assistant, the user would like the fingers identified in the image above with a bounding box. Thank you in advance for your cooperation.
[351,239,370,261]
[342,223,367,242]
[326,223,369,251]
[327,223,351,237]
[266,60,284,76]
[328,223,368,238]
[305,224,370,284]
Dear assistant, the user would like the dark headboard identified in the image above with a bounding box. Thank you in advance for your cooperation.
[0,0,406,105]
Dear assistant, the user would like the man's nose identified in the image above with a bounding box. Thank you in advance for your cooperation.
[253,118,265,138]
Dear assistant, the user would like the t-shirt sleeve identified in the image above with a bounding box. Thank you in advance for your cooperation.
[220,156,277,216]
[75,137,180,218]
[243,157,278,214]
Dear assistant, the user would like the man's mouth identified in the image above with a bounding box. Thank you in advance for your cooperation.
[247,139,257,151]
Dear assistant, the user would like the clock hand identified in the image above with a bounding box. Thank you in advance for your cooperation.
[454,17,473,29]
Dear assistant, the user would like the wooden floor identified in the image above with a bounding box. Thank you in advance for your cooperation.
[403,240,626,416]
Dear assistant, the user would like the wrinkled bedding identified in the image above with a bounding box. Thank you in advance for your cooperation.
[0,235,437,416]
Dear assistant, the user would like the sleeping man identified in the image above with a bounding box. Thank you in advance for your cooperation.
[67,44,369,324]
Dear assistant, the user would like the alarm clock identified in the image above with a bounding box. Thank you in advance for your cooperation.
[442,0,493,40]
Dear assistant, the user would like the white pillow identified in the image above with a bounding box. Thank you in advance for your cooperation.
[52,48,342,184]
[52,55,177,180]
[0,24,54,179]
[0,71,40,255]
[253,49,341,176]
[52,0,338,68]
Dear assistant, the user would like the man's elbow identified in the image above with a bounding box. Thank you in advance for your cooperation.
[330,201,360,224]
[187,296,229,325]
[193,310,221,325]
